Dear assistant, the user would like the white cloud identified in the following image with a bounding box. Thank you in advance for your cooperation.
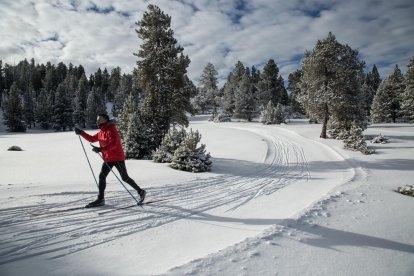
[0,0,413,88]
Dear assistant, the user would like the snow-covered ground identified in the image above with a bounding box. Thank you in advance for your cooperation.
[0,115,413,275]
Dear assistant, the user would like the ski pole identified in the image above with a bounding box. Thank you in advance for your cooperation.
[93,147,141,206]
[78,136,99,188]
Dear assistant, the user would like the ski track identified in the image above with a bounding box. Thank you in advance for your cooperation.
[0,124,314,265]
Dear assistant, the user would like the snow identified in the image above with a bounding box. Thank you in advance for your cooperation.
[1,115,413,275]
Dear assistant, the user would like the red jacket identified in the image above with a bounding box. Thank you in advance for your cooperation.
[81,122,126,162]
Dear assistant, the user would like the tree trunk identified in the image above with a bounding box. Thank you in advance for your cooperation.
[320,103,329,138]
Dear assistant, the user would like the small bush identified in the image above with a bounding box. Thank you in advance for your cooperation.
[8,146,23,151]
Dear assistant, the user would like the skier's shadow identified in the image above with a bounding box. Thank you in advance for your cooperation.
[149,204,414,255]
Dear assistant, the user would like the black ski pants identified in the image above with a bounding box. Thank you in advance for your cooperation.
[98,161,141,199]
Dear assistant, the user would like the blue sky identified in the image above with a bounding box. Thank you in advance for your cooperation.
[0,0,413,87]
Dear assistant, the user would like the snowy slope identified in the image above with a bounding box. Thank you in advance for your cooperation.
[0,116,413,275]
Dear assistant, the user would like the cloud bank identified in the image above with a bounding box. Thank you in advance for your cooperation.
[1,0,413,87]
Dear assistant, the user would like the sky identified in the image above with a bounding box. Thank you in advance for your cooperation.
[0,0,413,88]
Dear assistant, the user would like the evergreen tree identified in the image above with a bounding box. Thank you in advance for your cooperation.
[193,62,219,114]
[0,60,3,107]
[52,83,73,131]
[256,59,280,107]
[108,67,122,102]
[388,65,405,122]
[298,32,366,138]
[118,93,151,159]
[222,73,236,115]
[234,73,255,121]
[112,74,133,117]
[135,4,192,149]
[73,74,89,127]
[35,88,52,129]
[278,75,289,106]
[170,129,212,173]
[370,77,393,123]
[4,83,26,132]
[401,57,414,122]
[23,83,36,128]
[86,87,106,128]
[101,68,110,101]
[153,127,187,163]
[287,69,304,114]
[261,100,277,125]
[366,64,382,93]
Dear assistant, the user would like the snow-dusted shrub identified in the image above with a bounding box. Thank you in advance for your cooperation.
[261,101,286,125]
[170,129,212,172]
[343,127,375,155]
[396,185,414,197]
[153,127,187,163]
[212,113,231,123]
[371,134,389,144]
[7,146,23,151]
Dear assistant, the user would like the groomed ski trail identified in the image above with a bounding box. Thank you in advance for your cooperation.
[0,122,357,274]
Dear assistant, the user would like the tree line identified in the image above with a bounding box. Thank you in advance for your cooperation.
[1,4,414,156]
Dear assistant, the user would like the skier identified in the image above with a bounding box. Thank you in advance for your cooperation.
[75,114,146,207]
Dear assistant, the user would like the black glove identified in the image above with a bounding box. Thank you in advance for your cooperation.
[74,127,83,135]
[92,145,102,153]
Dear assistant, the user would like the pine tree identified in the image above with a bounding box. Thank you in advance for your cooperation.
[52,83,73,131]
[370,77,393,123]
[85,87,106,128]
[234,73,255,121]
[108,67,122,102]
[112,74,133,117]
[365,65,381,114]
[0,60,3,108]
[73,74,89,127]
[256,59,280,107]
[170,129,212,173]
[193,63,219,114]
[23,83,35,128]
[118,93,151,159]
[287,69,304,115]
[261,100,276,125]
[388,65,405,122]
[298,32,366,138]
[35,88,52,129]
[4,83,26,132]
[401,57,414,122]
[153,127,187,163]
[222,73,236,115]
[135,4,191,149]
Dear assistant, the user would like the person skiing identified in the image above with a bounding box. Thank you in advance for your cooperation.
[74,114,146,207]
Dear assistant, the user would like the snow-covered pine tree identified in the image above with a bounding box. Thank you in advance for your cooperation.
[261,100,276,125]
[234,73,255,121]
[343,126,374,155]
[193,63,219,114]
[112,74,133,118]
[370,77,393,123]
[278,76,289,106]
[298,32,366,138]
[85,87,106,129]
[388,65,405,122]
[401,57,414,122]
[288,69,304,115]
[153,127,187,163]
[222,73,236,116]
[118,93,151,159]
[108,67,121,103]
[117,93,137,139]
[170,129,212,173]
[4,82,26,132]
[256,59,280,108]
[135,4,191,149]
[365,65,382,115]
